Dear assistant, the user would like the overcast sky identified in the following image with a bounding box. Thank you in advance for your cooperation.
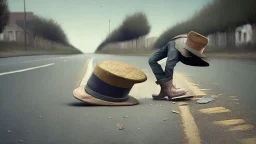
[8,0,211,53]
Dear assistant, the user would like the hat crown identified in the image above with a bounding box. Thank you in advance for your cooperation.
[98,60,147,82]
[94,60,147,88]
[187,31,208,52]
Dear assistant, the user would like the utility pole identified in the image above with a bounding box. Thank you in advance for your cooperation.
[24,0,27,50]
[109,19,110,35]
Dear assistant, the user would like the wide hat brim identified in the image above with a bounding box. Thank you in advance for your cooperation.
[178,48,209,67]
[73,86,139,106]
[176,39,209,67]
[179,51,210,67]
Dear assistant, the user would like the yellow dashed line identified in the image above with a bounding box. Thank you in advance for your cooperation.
[170,73,254,143]
[179,105,201,144]
[228,124,254,131]
[241,138,256,144]
[213,119,245,126]
[199,107,231,114]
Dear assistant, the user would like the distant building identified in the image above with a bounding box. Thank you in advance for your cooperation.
[0,12,34,42]
[235,24,253,46]
[207,23,254,50]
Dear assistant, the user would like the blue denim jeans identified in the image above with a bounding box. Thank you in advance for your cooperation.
[148,41,180,85]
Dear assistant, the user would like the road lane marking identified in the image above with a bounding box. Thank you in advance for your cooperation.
[179,105,201,144]
[175,73,206,97]
[171,72,202,144]
[0,63,54,76]
[0,57,68,66]
[79,58,94,86]
[199,107,231,114]
[241,138,256,144]
[228,124,254,131]
[213,119,245,126]
[21,57,65,63]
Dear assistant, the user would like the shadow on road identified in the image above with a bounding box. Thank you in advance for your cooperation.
[151,98,194,102]
[65,101,141,107]
[66,101,97,107]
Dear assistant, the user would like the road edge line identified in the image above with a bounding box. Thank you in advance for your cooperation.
[0,63,55,76]
[79,57,94,87]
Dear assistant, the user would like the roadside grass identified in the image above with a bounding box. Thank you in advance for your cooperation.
[0,42,82,57]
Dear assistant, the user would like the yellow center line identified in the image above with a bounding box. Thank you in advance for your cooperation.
[179,105,201,144]
[175,72,202,144]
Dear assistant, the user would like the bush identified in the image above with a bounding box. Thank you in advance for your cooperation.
[154,0,256,48]
[31,15,69,45]
[0,0,9,33]
[96,12,151,51]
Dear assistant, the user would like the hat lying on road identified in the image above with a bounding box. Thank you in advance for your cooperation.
[73,60,147,106]
[172,31,210,67]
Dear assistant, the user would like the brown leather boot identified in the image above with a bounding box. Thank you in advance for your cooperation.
[152,81,172,100]
[153,80,188,100]
[157,80,185,91]
[169,80,188,98]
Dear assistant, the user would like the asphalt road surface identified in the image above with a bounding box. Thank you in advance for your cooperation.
[0,54,256,144]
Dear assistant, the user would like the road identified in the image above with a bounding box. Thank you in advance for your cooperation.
[0,54,256,144]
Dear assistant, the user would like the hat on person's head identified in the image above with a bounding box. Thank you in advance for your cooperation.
[172,31,210,67]
[73,60,147,106]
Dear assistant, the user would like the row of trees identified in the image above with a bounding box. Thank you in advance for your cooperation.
[30,15,69,45]
[0,0,9,33]
[0,0,71,47]
[95,12,151,51]
[153,0,256,48]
